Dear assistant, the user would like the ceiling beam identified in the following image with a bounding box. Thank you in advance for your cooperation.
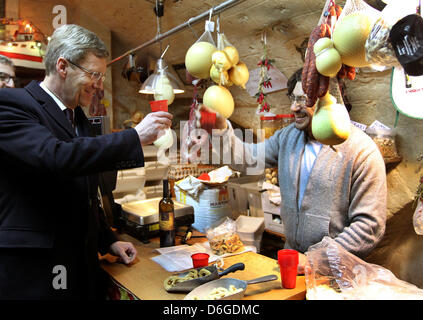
[107,0,246,66]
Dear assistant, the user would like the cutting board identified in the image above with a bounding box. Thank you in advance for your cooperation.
[100,233,306,300]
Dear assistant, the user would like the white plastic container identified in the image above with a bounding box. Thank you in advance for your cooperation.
[241,182,264,217]
[236,215,265,252]
[227,182,248,219]
[264,211,285,235]
[144,161,169,181]
[261,191,280,215]
[113,167,146,195]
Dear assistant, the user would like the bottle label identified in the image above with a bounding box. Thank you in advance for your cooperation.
[159,213,174,231]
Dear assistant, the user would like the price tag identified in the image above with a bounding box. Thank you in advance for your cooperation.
[205,20,215,32]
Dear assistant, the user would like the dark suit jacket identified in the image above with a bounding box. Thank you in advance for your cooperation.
[0,81,144,299]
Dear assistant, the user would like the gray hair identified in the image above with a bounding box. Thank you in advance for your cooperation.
[0,55,15,69]
[44,24,109,76]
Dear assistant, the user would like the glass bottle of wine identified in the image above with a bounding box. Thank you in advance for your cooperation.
[159,179,175,247]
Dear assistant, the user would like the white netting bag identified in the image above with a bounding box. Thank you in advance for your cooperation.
[195,9,216,46]
[337,0,380,22]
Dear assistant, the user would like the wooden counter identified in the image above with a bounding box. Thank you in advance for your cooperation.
[100,232,306,300]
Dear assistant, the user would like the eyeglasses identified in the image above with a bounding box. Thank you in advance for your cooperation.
[67,60,106,83]
[288,94,307,105]
[0,72,15,83]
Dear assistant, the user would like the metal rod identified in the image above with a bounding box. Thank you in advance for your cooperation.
[107,0,245,66]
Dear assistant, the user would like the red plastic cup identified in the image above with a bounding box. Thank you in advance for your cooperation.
[278,249,299,289]
[191,253,209,268]
[200,109,216,133]
[149,100,168,112]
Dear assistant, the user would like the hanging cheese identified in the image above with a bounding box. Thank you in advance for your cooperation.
[314,37,342,78]
[154,74,175,105]
[185,41,217,79]
[203,85,234,118]
[311,92,351,145]
[228,61,249,89]
[333,12,373,67]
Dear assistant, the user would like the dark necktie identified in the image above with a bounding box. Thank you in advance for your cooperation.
[64,108,75,129]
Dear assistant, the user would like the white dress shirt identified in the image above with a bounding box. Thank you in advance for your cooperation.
[298,139,322,209]
[39,81,79,135]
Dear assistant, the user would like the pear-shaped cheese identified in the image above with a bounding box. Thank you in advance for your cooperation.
[223,46,239,66]
[229,61,249,89]
[311,93,351,145]
[203,85,234,118]
[332,12,373,67]
[314,38,342,78]
[212,50,232,71]
[154,74,175,105]
[154,128,173,149]
[210,64,231,86]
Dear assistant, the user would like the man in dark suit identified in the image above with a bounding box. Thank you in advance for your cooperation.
[0,24,173,299]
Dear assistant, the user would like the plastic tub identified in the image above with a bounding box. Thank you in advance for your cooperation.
[260,116,278,139]
[276,114,294,129]
[236,215,264,242]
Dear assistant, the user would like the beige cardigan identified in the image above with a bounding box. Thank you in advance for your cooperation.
[220,122,387,258]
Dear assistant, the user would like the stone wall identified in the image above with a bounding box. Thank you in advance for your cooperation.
[111,21,423,288]
[15,0,423,289]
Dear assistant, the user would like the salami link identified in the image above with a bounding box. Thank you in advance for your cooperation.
[337,64,347,79]
[346,65,356,80]
[334,5,342,18]
[303,23,328,107]
[317,75,330,98]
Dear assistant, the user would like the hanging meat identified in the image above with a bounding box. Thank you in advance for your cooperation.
[181,84,210,163]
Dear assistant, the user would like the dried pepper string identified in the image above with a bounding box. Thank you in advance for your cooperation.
[255,38,275,113]
[416,175,423,205]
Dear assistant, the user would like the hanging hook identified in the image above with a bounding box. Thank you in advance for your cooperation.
[208,6,214,21]
[187,17,198,38]
[160,44,170,59]
[216,14,220,33]
[261,30,267,45]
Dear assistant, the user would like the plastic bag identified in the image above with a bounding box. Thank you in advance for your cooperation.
[365,1,420,69]
[414,198,423,235]
[390,13,423,77]
[209,17,238,87]
[206,217,243,255]
[217,32,233,51]
[365,17,399,68]
[305,237,423,300]
[365,126,401,163]
[391,66,423,119]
